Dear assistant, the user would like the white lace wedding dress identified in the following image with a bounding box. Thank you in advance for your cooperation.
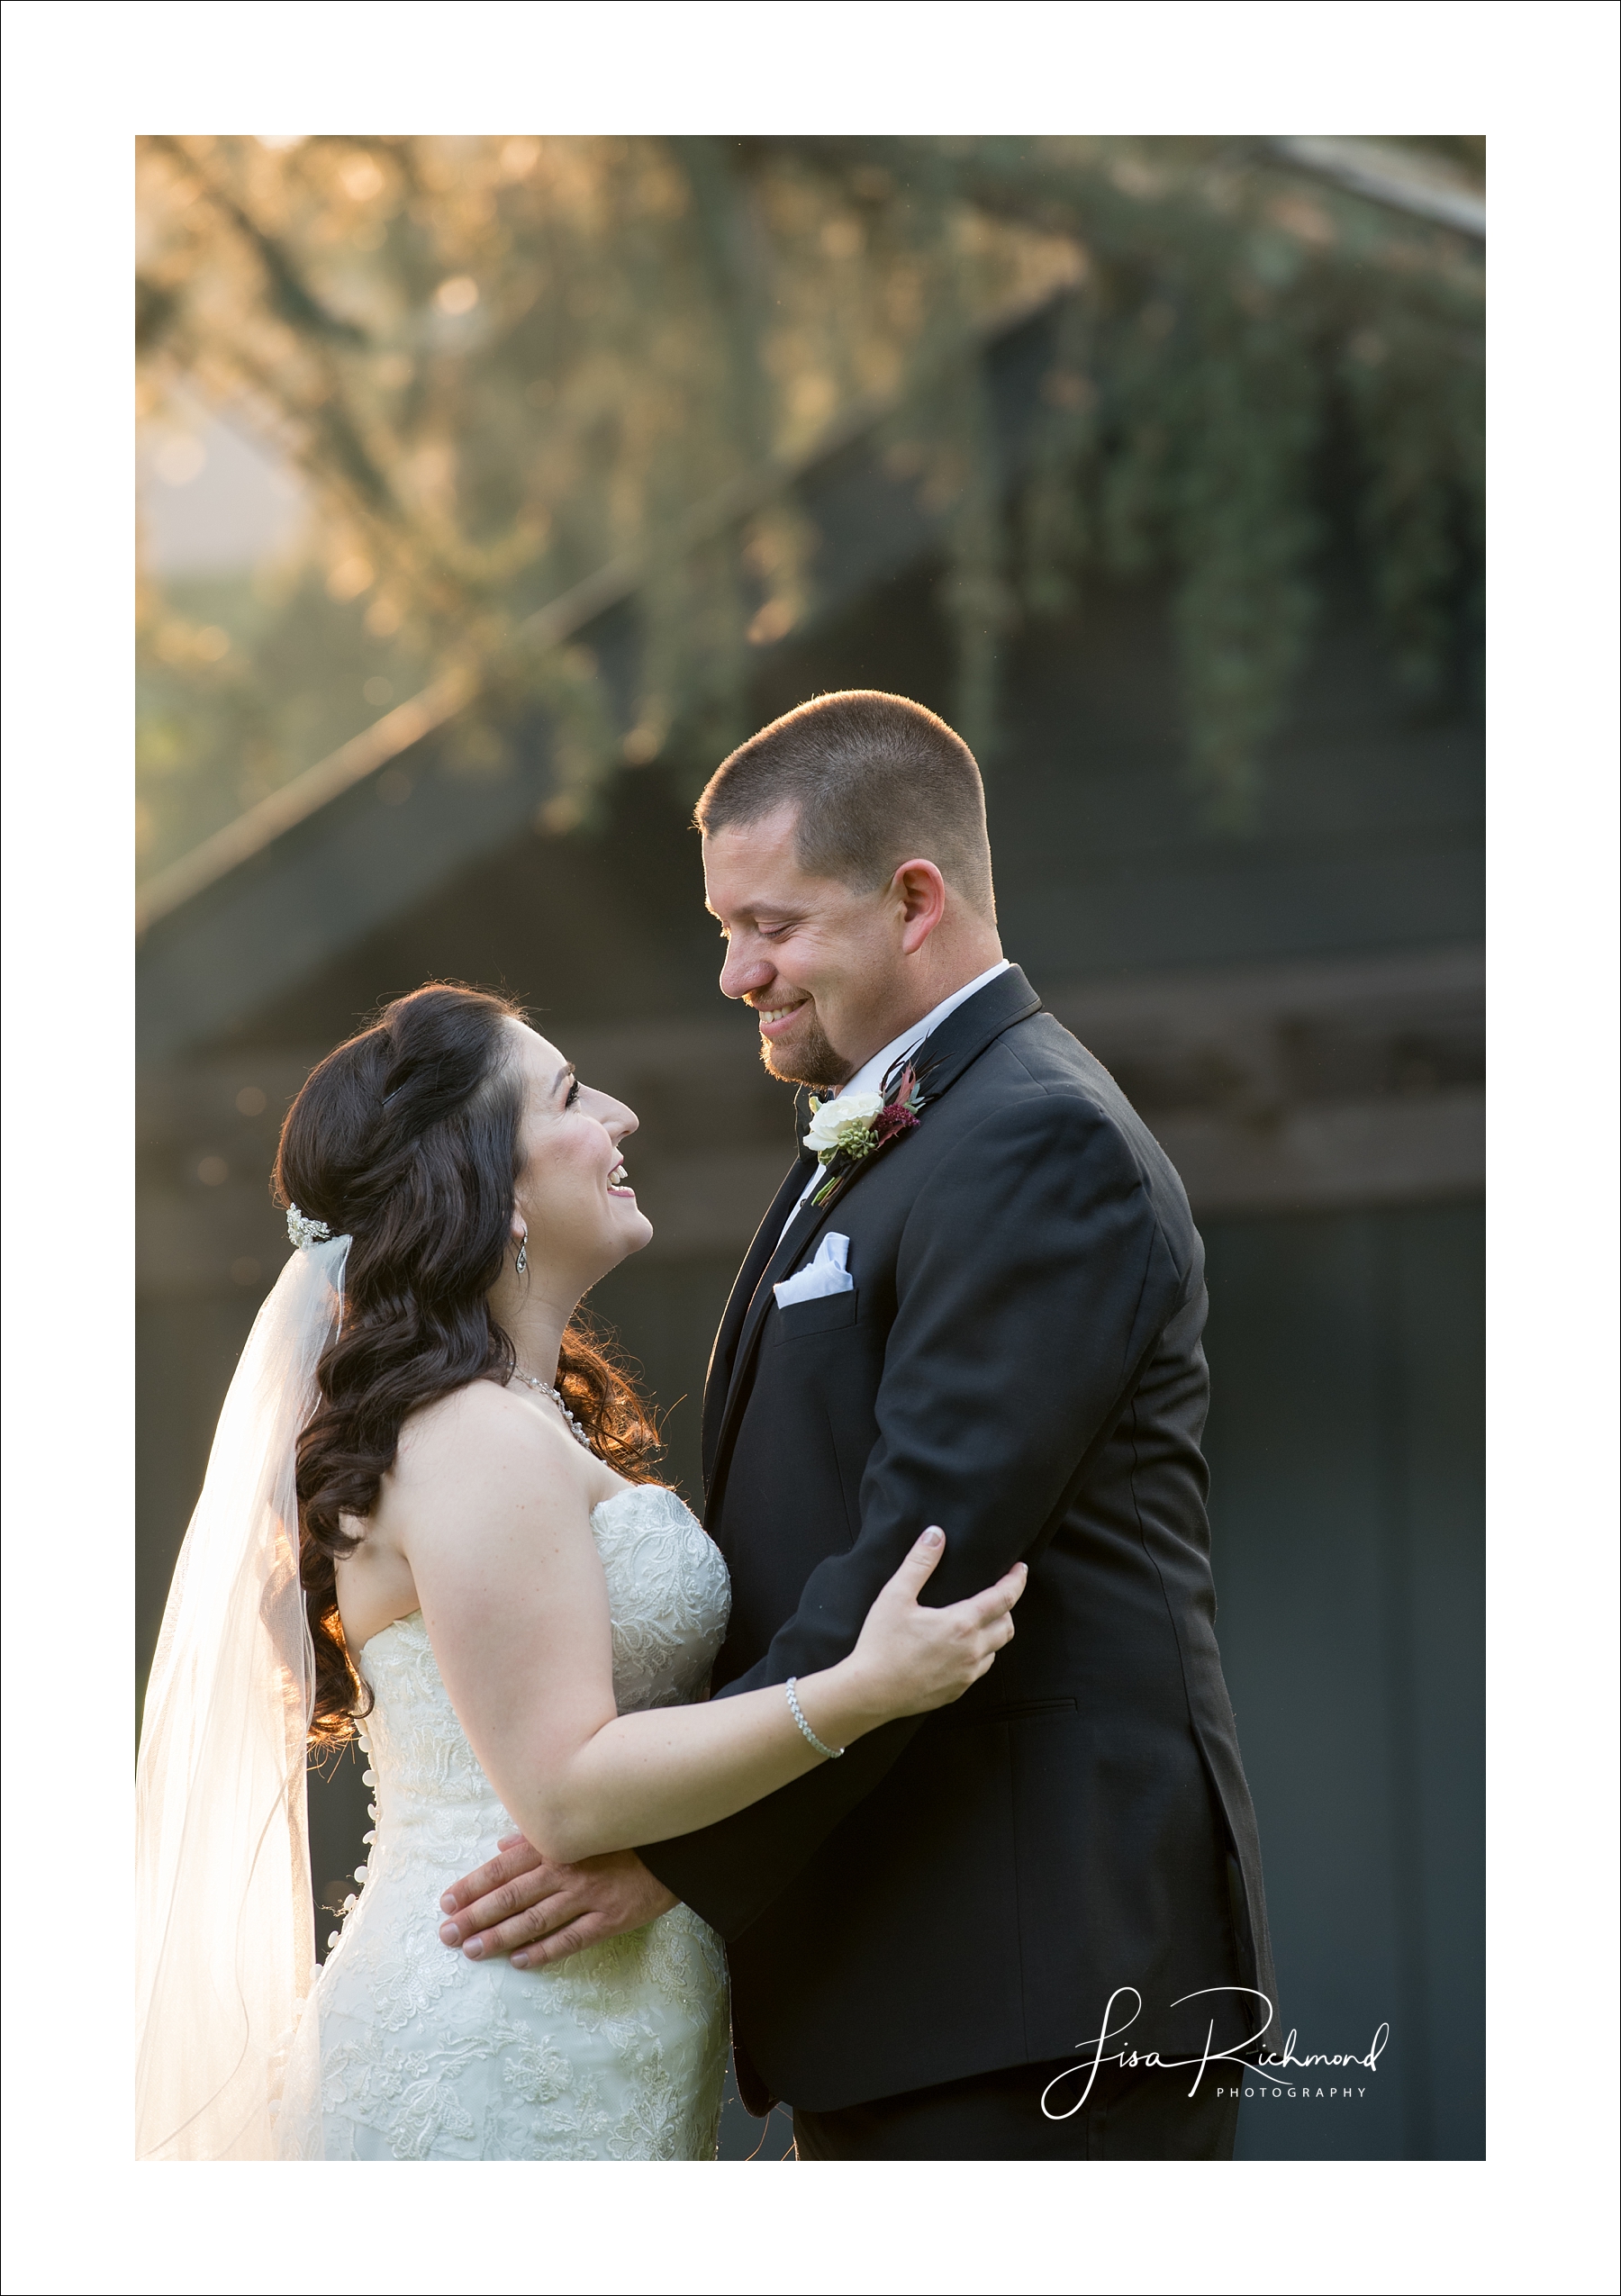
[277,1485,733,2160]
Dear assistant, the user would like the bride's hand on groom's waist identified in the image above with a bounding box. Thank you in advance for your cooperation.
[437,1841,678,1970]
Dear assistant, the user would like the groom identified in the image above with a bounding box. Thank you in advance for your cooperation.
[439,690,1278,2158]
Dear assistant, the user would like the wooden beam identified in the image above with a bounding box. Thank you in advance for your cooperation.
[1264,138,1485,241]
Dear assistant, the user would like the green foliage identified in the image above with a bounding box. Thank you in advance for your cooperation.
[136,134,1482,879]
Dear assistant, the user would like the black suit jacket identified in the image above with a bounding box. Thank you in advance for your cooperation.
[639,967,1279,2113]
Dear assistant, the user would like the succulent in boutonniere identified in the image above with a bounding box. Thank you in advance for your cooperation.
[804,1062,928,1209]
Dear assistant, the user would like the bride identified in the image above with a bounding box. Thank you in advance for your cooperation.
[134,982,1025,2160]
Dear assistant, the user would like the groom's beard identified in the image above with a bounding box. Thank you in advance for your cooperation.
[757,1006,853,1091]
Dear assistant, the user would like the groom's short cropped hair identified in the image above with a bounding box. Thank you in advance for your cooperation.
[695,691,996,919]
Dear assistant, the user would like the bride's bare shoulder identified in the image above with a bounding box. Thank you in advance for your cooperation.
[391,1378,587,1492]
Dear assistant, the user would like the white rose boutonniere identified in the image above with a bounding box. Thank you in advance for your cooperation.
[802,1090,884,1162]
[801,1064,930,1209]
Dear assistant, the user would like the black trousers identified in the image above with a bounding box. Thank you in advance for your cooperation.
[791,2054,1241,2161]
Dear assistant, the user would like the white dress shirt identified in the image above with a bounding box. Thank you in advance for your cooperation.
[779,959,1011,1239]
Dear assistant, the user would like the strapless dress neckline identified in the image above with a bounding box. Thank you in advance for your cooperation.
[359,1483,679,1656]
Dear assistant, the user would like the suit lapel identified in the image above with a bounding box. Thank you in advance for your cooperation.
[710,1189,837,1463]
[700,1140,816,1487]
[704,966,1044,1510]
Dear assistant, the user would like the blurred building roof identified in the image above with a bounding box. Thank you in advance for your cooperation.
[137,290,1071,1055]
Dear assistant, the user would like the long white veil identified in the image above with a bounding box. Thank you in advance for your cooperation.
[134,1231,349,2160]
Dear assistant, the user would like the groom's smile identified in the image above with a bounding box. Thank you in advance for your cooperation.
[751,996,810,1044]
[746,989,847,1091]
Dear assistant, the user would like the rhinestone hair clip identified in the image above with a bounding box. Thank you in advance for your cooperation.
[285,1203,333,1251]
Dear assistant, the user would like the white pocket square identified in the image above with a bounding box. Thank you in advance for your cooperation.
[774,1232,853,1307]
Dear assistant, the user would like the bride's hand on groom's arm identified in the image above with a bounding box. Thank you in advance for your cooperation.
[436,1841,677,1970]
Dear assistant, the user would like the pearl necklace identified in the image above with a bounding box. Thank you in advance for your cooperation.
[512,1369,594,1450]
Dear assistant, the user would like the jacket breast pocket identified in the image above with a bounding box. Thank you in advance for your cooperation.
[771,1288,860,1340]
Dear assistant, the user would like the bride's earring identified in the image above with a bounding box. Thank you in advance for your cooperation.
[514,1228,528,1276]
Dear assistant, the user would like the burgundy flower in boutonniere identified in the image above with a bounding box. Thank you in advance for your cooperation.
[804,1062,928,1210]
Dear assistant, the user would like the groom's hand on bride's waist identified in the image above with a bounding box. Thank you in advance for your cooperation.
[436,1838,678,1969]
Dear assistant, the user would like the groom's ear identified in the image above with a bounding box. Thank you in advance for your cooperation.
[892,860,947,953]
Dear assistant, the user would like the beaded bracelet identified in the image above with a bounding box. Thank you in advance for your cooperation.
[785,1676,845,1760]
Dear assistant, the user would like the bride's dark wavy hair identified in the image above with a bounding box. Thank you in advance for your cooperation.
[275,982,662,1741]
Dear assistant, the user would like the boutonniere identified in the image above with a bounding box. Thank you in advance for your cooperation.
[803,1061,929,1210]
